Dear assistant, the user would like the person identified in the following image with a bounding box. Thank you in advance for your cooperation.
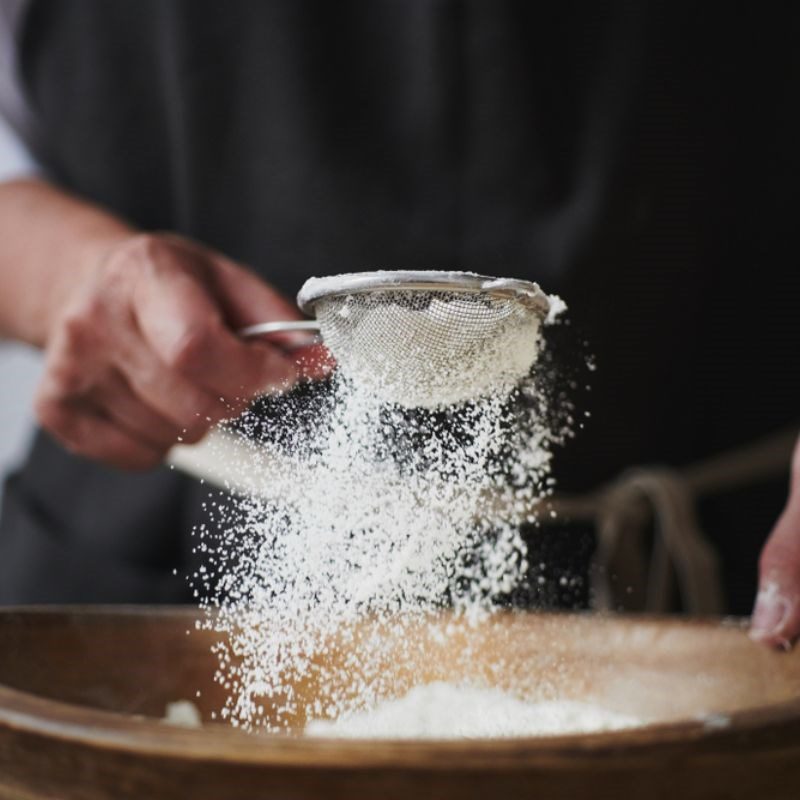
[0,1,797,646]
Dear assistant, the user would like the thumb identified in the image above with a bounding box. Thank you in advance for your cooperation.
[214,256,319,354]
[208,254,305,328]
[162,234,312,335]
[207,255,329,374]
[750,436,800,649]
[162,236,328,376]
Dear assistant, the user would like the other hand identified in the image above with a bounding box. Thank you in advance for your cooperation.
[750,434,800,648]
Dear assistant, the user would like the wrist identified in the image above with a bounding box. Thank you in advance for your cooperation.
[38,223,134,349]
[0,178,136,348]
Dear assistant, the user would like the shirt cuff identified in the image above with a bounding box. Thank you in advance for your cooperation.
[0,111,42,183]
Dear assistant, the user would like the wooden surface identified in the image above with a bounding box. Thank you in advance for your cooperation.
[0,606,799,799]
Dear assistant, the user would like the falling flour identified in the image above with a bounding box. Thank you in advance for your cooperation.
[192,286,575,735]
[305,683,640,739]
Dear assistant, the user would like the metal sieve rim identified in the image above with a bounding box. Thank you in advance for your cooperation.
[296,270,551,317]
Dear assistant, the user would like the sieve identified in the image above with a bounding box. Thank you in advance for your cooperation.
[240,270,553,408]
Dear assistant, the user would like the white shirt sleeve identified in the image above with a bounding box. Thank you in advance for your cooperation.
[0,0,41,182]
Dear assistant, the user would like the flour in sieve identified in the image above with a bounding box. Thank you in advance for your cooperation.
[318,292,545,408]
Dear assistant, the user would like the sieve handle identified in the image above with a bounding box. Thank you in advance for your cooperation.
[239,320,320,337]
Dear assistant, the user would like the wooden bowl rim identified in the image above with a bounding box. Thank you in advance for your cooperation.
[2,605,799,770]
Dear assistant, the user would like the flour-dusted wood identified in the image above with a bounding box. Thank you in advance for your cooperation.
[1,607,799,799]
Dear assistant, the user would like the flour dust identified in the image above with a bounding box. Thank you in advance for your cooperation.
[190,324,570,734]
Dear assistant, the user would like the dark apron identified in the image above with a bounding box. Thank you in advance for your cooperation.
[2,0,798,609]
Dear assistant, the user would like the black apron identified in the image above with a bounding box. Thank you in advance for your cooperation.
[1,0,798,610]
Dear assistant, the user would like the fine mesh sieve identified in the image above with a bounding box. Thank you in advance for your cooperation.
[241,270,554,408]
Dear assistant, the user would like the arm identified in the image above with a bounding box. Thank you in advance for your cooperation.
[751,435,800,648]
[0,178,314,469]
[0,178,132,346]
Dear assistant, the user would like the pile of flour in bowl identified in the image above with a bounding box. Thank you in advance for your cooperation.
[305,682,639,739]
[192,297,587,735]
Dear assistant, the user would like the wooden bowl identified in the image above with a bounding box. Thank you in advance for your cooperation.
[0,606,799,799]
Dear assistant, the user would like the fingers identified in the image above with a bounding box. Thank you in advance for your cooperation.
[35,391,163,471]
[36,272,211,467]
[750,505,800,649]
[36,352,187,466]
[131,240,298,399]
[113,334,235,438]
[90,369,184,448]
[751,436,800,649]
